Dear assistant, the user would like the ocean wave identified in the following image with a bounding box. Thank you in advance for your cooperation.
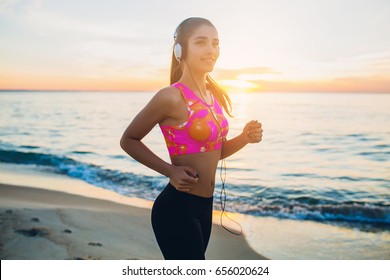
[282,172,389,183]
[241,201,390,227]
[70,150,94,155]
[20,145,40,149]
[0,148,165,200]
[1,147,389,229]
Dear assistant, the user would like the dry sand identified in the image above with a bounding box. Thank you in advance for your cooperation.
[0,181,266,260]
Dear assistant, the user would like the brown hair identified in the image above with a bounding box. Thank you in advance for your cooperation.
[170,17,233,117]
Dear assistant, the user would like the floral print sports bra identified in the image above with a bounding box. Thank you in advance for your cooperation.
[159,82,229,156]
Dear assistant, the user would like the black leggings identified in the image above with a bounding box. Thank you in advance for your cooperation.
[151,183,213,260]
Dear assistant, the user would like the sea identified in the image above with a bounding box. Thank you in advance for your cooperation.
[1,90,389,259]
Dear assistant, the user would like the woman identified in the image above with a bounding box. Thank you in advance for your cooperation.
[120,17,262,260]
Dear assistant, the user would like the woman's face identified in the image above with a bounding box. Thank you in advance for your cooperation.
[185,24,220,73]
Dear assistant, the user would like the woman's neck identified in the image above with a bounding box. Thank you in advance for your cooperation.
[180,70,208,92]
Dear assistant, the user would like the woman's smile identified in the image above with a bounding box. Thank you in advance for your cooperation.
[201,58,215,64]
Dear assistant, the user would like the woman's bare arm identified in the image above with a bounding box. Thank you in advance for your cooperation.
[120,87,198,187]
[220,120,262,159]
[120,88,174,177]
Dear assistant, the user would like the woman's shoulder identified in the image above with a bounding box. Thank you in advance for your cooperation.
[157,84,179,94]
[152,85,182,106]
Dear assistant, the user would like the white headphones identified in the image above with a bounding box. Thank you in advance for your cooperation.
[173,43,182,62]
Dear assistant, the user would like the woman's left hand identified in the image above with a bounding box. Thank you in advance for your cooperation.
[243,120,263,144]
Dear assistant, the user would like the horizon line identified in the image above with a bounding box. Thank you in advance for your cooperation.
[0,89,389,94]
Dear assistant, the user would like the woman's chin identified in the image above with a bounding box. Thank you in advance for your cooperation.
[198,65,215,73]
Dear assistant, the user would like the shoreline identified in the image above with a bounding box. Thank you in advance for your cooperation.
[0,163,266,260]
[1,163,389,260]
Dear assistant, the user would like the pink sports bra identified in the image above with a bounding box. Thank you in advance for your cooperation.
[159,82,229,156]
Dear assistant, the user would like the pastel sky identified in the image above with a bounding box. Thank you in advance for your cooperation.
[1,0,389,92]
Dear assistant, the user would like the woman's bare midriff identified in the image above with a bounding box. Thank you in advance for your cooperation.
[170,150,221,198]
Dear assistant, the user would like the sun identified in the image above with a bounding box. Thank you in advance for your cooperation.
[219,79,259,93]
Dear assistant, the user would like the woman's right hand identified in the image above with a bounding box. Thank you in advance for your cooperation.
[168,165,199,192]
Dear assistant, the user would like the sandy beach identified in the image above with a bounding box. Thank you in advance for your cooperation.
[0,164,265,260]
[1,163,389,260]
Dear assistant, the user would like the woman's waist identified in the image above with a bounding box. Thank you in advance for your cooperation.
[165,182,214,201]
[170,152,220,197]
[170,151,220,177]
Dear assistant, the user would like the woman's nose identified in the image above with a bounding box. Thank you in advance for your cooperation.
[207,43,217,54]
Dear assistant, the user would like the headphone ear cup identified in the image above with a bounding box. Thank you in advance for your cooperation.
[174,43,182,61]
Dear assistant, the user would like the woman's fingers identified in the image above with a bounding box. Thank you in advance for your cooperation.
[171,165,199,192]
[182,166,199,179]
[180,177,197,185]
[247,122,263,143]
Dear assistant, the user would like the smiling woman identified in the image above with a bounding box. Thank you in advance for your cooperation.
[120,17,263,260]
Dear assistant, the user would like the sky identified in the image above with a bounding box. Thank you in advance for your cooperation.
[0,0,389,93]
